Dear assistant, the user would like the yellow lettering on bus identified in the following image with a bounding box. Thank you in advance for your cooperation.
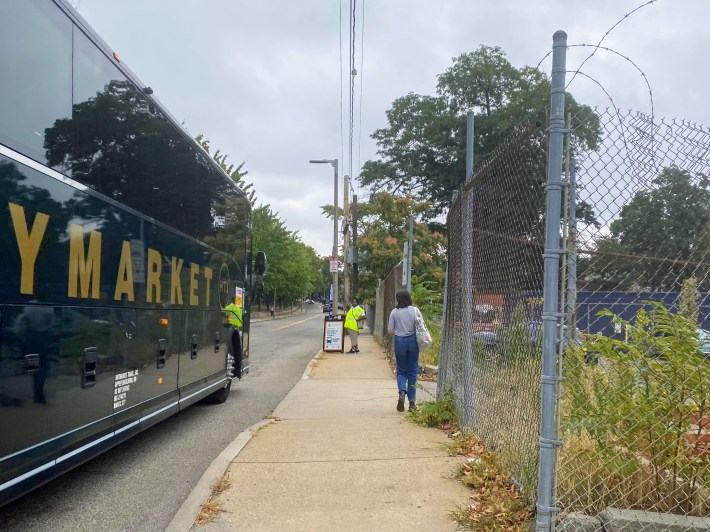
[189,262,199,306]
[170,257,183,305]
[8,203,49,295]
[114,240,135,301]
[68,224,102,299]
[203,266,213,307]
[146,248,162,303]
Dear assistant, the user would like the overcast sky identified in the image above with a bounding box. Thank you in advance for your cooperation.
[73,0,710,256]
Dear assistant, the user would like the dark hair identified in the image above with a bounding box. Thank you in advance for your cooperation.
[395,290,412,309]
[352,297,358,305]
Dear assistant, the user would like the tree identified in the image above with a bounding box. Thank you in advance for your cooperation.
[251,205,326,308]
[329,192,446,305]
[580,168,710,291]
[196,134,256,206]
[359,45,601,219]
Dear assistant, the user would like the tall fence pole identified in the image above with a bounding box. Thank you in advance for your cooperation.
[436,265,449,399]
[536,30,567,532]
[461,111,475,426]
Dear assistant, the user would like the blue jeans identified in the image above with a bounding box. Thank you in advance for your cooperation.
[394,334,419,402]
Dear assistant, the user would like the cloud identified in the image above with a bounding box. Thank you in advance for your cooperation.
[78,0,709,256]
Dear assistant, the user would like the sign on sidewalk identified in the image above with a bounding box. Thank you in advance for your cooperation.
[323,316,344,353]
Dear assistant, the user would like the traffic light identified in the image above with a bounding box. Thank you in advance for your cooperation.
[255,251,267,276]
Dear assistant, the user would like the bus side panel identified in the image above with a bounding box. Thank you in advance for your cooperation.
[0,305,51,490]
[178,310,228,396]
[111,307,180,435]
[45,306,115,458]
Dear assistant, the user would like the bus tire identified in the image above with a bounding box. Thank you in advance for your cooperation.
[208,380,232,404]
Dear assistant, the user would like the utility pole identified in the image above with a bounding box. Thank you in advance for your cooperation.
[343,175,350,308]
[352,194,359,297]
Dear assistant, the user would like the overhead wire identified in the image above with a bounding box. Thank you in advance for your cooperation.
[339,1,345,167]
[355,0,365,198]
[349,0,356,183]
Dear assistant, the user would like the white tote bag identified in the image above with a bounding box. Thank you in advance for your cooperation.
[413,307,432,352]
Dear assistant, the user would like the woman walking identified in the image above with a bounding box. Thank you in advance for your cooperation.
[387,290,423,412]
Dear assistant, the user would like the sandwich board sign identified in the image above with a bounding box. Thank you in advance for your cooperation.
[323,317,345,353]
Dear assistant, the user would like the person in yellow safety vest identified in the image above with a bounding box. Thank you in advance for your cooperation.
[344,298,366,354]
[223,302,243,328]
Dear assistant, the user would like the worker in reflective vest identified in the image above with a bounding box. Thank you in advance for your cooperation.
[344,298,366,354]
[223,303,243,328]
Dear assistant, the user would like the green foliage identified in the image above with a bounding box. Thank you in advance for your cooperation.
[680,277,700,324]
[409,392,457,428]
[496,302,538,364]
[561,303,710,515]
[359,45,601,218]
[195,133,256,206]
[340,193,446,305]
[193,136,327,307]
[251,205,326,306]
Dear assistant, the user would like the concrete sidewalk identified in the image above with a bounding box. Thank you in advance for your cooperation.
[168,331,469,532]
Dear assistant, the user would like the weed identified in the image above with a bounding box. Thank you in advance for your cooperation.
[409,391,457,428]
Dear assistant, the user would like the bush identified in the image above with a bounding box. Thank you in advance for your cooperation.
[560,303,710,516]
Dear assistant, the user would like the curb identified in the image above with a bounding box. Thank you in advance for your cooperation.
[164,418,275,532]
[301,350,324,380]
[165,348,324,532]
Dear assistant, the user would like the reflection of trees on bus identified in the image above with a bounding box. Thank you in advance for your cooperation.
[43,79,232,242]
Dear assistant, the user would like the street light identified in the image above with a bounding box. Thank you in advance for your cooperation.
[309,158,339,316]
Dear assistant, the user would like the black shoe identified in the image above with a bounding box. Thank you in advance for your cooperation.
[397,391,406,412]
[354,348,360,353]
[346,349,356,354]
[409,401,416,412]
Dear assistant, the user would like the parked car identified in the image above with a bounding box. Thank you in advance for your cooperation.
[472,321,584,353]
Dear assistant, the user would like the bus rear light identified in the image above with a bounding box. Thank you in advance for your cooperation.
[159,318,168,326]
[157,377,163,384]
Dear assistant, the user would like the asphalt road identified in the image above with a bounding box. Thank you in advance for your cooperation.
[0,304,327,532]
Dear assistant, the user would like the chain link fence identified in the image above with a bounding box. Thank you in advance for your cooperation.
[370,261,403,355]
[438,46,710,531]
[555,108,710,526]
[438,123,549,502]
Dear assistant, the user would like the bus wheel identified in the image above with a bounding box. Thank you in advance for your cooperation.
[208,380,232,404]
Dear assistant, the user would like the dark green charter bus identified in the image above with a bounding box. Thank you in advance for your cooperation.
[0,0,254,505]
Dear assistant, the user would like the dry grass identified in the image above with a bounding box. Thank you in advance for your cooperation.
[196,500,220,525]
[195,474,231,525]
[558,430,710,517]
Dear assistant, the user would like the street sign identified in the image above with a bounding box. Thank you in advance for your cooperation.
[329,256,338,272]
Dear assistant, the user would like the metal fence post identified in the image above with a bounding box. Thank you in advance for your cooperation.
[437,264,449,399]
[536,30,567,532]
[461,112,475,427]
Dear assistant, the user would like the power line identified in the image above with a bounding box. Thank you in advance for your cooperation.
[339,1,344,166]
[356,0,365,196]
[349,0,357,182]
